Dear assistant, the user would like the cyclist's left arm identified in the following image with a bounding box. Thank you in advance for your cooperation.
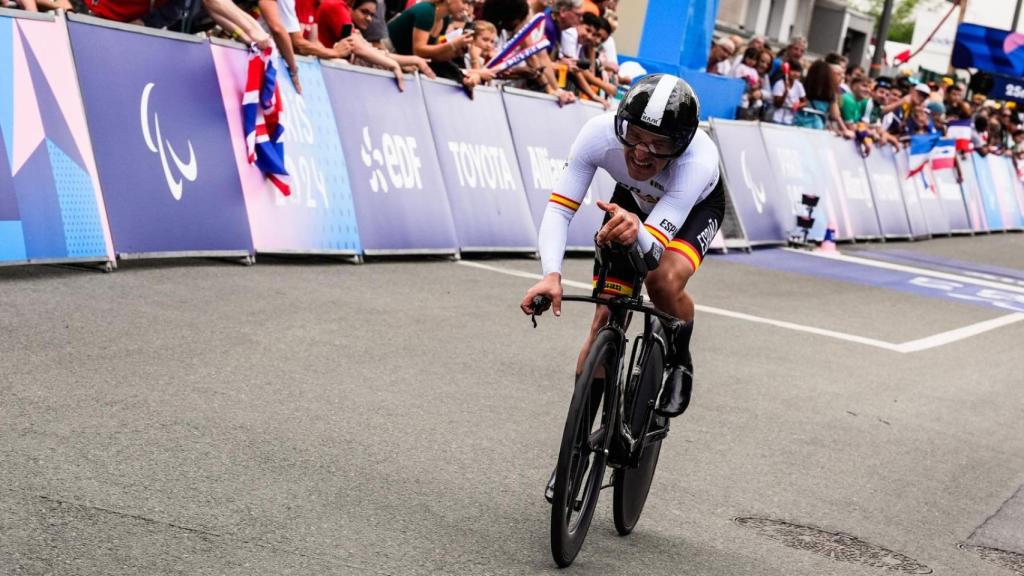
[635,161,719,266]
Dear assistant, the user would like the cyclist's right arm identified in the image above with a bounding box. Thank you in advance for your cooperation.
[538,120,602,277]
[522,117,603,316]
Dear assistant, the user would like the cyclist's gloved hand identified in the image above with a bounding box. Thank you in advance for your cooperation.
[521,272,563,317]
[595,200,640,247]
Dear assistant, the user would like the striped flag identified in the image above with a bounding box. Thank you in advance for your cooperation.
[946,119,972,152]
[930,139,956,171]
[244,44,291,196]
[907,134,939,178]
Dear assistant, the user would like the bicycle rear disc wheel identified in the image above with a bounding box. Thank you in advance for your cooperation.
[550,329,617,568]
[613,339,665,535]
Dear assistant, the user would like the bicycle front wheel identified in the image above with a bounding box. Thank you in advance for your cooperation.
[550,329,618,567]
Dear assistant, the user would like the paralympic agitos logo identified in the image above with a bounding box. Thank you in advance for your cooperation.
[140,83,197,201]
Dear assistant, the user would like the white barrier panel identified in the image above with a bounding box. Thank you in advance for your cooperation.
[822,134,883,240]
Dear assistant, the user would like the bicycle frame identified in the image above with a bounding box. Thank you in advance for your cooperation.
[557,245,680,469]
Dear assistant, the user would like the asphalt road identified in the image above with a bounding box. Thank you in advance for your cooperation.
[2,233,1023,576]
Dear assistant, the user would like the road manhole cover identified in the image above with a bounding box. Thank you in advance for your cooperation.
[960,544,1024,575]
[734,517,932,574]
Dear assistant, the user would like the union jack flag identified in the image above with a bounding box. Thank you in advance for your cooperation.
[244,44,290,196]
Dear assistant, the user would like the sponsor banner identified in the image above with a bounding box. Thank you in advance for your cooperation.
[709,119,788,244]
[956,153,990,232]
[758,124,840,241]
[501,89,610,250]
[69,18,252,256]
[821,134,883,240]
[862,146,912,238]
[986,154,1024,230]
[211,45,361,254]
[929,164,971,233]
[0,13,113,265]
[420,79,536,251]
[893,150,933,238]
[320,65,457,254]
[971,152,1004,231]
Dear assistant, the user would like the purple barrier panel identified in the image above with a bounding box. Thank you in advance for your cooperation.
[758,124,841,241]
[0,12,113,265]
[893,150,932,238]
[987,155,1024,230]
[708,119,789,245]
[863,146,912,238]
[820,133,883,240]
[930,166,971,233]
[68,17,252,257]
[957,154,990,232]
[501,89,610,250]
[420,78,536,251]
[211,44,360,255]
[320,64,457,255]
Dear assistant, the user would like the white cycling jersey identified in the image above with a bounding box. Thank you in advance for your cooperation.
[538,113,721,276]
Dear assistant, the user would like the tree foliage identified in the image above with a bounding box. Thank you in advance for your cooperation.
[850,0,943,44]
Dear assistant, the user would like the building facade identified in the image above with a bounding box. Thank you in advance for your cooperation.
[716,0,875,67]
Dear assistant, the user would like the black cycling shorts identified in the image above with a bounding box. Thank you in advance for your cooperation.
[593,178,725,297]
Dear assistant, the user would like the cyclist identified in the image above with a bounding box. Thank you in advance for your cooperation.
[520,73,724,432]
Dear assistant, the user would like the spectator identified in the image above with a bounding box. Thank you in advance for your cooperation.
[793,59,839,132]
[465,19,497,69]
[945,83,973,121]
[598,9,620,78]
[769,36,805,85]
[840,75,871,125]
[387,0,475,64]
[543,0,584,59]
[754,47,773,119]
[731,46,764,120]
[706,37,735,75]
[487,0,576,105]
[325,0,435,86]
[563,12,609,107]
[732,35,765,69]
[771,59,804,125]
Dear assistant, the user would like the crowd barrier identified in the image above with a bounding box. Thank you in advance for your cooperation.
[710,118,1024,246]
[0,10,113,266]
[2,10,1024,269]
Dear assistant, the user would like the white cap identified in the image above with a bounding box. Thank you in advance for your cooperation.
[913,83,931,96]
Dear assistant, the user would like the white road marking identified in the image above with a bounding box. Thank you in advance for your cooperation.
[457,260,1024,354]
[784,248,1024,295]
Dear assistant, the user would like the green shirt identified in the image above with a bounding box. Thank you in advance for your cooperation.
[387,2,443,56]
[840,92,869,123]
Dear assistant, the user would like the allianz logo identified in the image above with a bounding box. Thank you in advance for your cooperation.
[447,142,516,191]
[526,146,565,190]
[360,127,423,193]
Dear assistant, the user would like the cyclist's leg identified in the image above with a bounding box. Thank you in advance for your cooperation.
[644,178,725,417]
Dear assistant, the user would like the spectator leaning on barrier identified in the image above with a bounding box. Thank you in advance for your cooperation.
[317,0,434,85]
[771,58,805,125]
[543,0,584,59]
[485,0,576,105]
[465,19,497,69]
[794,59,848,135]
[840,76,871,125]
[387,0,475,65]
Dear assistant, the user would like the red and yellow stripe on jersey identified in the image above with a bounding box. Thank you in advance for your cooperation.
[592,275,634,296]
[667,239,702,271]
[548,193,580,212]
[643,223,669,247]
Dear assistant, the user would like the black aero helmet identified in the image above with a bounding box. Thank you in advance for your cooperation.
[615,74,700,158]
